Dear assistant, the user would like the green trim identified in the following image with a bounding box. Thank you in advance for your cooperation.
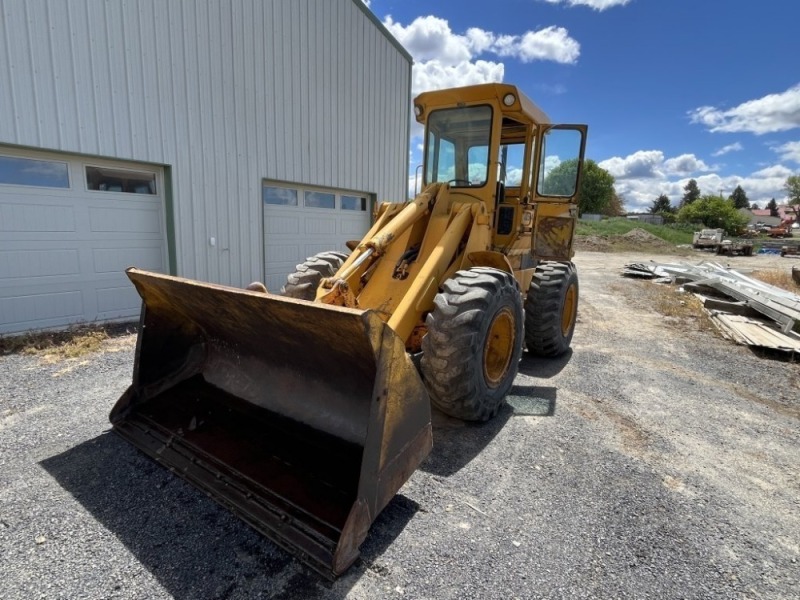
[163,166,178,275]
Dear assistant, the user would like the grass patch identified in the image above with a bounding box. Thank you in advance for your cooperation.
[0,322,136,359]
[651,286,713,329]
[751,269,800,293]
[576,218,694,245]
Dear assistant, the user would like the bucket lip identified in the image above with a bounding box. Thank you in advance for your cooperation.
[125,267,394,358]
[126,267,370,317]
[111,413,343,578]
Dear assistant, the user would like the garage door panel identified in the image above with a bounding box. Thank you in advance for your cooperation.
[92,246,164,273]
[0,249,81,279]
[95,285,141,314]
[89,206,163,233]
[340,217,369,236]
[0,202,76,232]
[304,242,343,256]
[303,216,338,235]
[265,215,301,235]
[0,148,166,334]
[0,290,84,328]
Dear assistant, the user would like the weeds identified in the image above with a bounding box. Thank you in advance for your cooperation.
[651,286,714,331]
[0,322,136,359]
[751,269,800,293]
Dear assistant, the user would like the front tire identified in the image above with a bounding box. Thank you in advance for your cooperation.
[525,261,579,357]
[281,251,348,300]
[420,268,524,421]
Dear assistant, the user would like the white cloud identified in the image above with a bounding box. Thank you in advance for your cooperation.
[595,149,790,211]
[663,154,711,176]
[712,142,743,157]
[384,15,580,97]
[541,0,632,10]
[384,16,472,64]
[599,150,709,182]
[689,84,800,135]
[599,150,665,179]
[772,140,800,165]
[613,162,793,211]
[493,27,580,64]
[749,164,793,179]
[412,59,505,96]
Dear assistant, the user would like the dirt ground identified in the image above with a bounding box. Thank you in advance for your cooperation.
[1,247,799,599]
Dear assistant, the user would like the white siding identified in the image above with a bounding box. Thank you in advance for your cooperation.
[0,0,411,287]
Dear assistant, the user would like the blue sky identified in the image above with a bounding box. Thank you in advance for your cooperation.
[364,0,800,211]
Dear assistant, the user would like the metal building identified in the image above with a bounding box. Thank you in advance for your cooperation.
[0,0,411,335]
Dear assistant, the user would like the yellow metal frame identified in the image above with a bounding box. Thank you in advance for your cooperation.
[311,84,587,352]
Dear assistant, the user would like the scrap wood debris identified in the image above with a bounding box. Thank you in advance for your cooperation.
[623,261,800,354]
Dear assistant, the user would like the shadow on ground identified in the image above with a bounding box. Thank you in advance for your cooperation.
[420,380,557,478]
[518,348,573,379]
[40,433,418,599]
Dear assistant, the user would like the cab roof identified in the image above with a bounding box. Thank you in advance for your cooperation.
[414,83,551,126]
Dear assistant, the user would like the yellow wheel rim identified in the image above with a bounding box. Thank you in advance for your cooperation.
[483,307,516,387]
[561,283,577,337]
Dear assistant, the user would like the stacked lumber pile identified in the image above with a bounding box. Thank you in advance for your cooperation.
[623,261,800,354]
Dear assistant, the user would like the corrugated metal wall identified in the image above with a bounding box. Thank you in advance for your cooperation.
[0,0,411,285]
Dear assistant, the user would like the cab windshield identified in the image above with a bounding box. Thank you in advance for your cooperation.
[424,105,492,187]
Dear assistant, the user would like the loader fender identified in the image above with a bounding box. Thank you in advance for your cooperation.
[466,250,514,274]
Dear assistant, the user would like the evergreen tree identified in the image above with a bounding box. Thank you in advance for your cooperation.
[767,198,779,217]
[728,185,749,209]
[680,179,701,207]
[649,194,673,214]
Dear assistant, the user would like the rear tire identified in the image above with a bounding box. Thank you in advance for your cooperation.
[525,261,579,357]
[281,251,348,300]
[420,268,524,421]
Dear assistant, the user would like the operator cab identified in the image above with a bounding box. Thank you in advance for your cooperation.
[416,84,586,257]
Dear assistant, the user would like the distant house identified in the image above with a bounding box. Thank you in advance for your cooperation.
[751,205,799,223]
[626,213,664,225]
[744,209,781,227]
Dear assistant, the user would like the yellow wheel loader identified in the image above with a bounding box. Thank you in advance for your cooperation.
[110,83,587,577]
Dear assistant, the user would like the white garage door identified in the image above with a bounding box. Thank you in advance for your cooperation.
[0,148,167,335]
[262,181,372,292]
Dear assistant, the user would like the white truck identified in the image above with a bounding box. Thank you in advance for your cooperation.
[692,228,724,250]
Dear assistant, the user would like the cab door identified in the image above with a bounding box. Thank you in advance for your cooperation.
[530,125,588,262]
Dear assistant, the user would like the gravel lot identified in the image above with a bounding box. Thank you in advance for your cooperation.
[2,250,798,599]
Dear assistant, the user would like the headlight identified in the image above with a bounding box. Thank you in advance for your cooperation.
[503,93,516,107]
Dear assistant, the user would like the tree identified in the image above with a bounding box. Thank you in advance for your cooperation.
[602,190,625,217]
[751,203,760,210]
[767,198,779,217]
[543,158,616,216]
[680,179,701,207]
[785,175,800,205]
[728,185,750,209]
[649,194,673,214]
[676,194,749,233]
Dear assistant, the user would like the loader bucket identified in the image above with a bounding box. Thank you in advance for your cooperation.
[110,268,432,577]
